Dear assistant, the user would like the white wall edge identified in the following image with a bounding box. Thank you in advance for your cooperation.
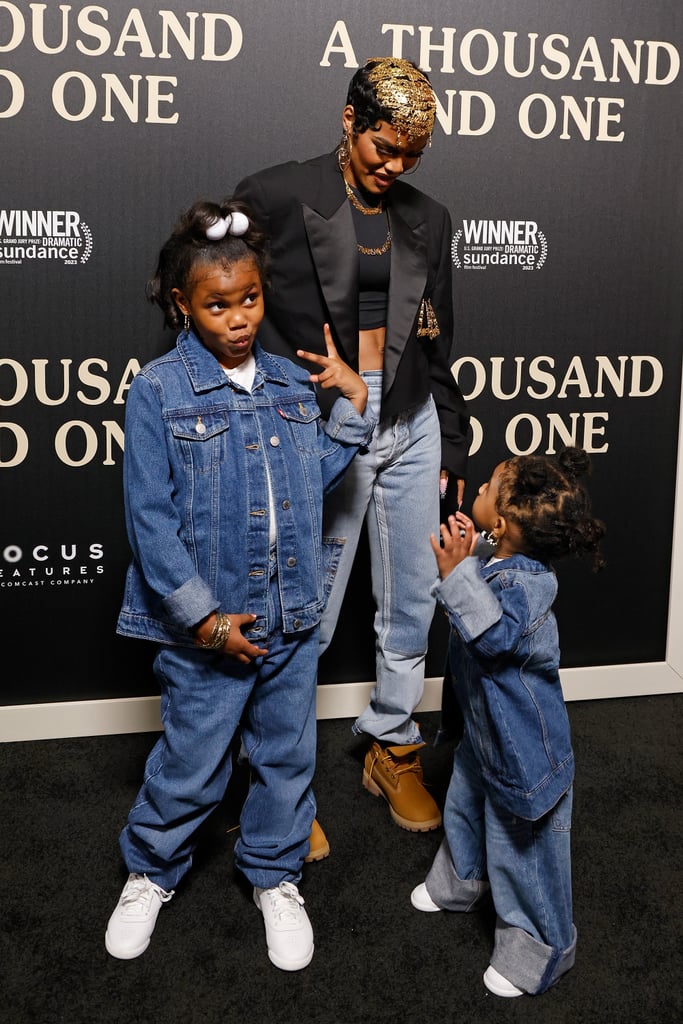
[1,663,681,743]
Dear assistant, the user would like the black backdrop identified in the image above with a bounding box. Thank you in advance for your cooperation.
[2,1,682,707]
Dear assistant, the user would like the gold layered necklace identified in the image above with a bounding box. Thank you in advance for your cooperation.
[357,229,391,256]
[344,180,391,255]
[344,179,383,215]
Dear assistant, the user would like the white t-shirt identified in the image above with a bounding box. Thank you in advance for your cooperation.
[224,354,277,546]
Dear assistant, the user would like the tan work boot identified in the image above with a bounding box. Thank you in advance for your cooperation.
[363,741,442,832]
[304,817,330,863]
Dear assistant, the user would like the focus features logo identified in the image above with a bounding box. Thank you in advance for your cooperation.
[0,209,93,266]
[452,219,547,271]
[0,541,105,588]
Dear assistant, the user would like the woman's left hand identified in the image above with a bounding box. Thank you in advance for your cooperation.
[439,470,466,510]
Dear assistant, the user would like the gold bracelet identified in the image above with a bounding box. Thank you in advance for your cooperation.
[214,613,231,648]
[197,612,231,649]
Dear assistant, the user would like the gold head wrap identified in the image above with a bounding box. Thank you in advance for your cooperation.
[365,57,436,143]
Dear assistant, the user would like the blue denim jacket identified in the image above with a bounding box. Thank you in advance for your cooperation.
[117,333,376,646]
[433,552,574,820]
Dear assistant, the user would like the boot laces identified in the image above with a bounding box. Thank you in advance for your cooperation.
[378,748,422,779]
[265,881,305,924]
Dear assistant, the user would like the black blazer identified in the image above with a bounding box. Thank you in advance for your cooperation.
[234,151,470,477]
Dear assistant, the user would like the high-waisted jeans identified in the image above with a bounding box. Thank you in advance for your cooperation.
[319,371,442,745]
[119,556,318,892]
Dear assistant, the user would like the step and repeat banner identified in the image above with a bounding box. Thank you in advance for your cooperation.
[2,1,682,706]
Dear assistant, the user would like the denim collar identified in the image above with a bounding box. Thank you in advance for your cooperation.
[177,331,290,394]
[480,552,552,577]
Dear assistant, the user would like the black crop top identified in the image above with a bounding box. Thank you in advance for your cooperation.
[348,199,390,330]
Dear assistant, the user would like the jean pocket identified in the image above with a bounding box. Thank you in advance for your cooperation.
[275,397,321,453]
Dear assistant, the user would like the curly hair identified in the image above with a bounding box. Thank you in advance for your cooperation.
[146,198,270,330]
[496,447,606,571]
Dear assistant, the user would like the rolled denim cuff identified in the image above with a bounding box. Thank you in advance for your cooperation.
[426,837,490,912]
[493,917,577,995]
[431,556,502,641]
[324,396,377,445]
[162,574,218,630]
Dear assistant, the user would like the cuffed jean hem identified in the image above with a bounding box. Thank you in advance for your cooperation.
[234,793,316,892]
[425,836,491,912]
[350,720,424,746]
[492,918,577,995]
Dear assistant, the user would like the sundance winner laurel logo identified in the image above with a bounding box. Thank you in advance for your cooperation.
[451,219,547,271]
[0,209,93,266]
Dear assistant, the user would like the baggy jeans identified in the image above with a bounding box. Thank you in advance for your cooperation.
[424,733,577,994]
[119,559,318,892]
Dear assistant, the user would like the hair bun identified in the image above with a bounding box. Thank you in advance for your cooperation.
[558,446,590,482]
[515,459,547,497]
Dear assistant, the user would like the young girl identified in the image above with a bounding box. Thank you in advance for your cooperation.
[410,447,605,997]
[106,199,374,971]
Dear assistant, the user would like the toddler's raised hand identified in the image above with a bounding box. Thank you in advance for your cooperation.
[430,511,476,580]
[297,324,368,414]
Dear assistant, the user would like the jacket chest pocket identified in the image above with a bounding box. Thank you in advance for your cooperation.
[169,410,231,474]
[275,399,321,453]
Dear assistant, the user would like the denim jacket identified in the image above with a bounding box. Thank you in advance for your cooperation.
[117,333,376,646]
[433,552,574,820]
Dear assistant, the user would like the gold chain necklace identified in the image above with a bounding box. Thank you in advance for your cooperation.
[344,179,384,215]
[344,179,391,254]
[357,229,392,256]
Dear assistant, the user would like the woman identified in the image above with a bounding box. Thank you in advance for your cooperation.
[235,57,471,842]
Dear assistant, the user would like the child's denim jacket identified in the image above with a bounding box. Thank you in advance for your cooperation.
[433,552,574,821]
[117,333,375,647]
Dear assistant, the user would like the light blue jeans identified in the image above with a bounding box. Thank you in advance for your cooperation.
[119,559,318,892]
[424,733,577,994]
[319,371,442,745]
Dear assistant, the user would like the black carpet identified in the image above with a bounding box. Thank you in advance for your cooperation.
[2,694,681,1024]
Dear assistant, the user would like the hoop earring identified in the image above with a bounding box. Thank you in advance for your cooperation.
[403,155,422,176]
[337,131,352,172]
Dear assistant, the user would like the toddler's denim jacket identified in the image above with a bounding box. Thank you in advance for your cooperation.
[433,552,574,820]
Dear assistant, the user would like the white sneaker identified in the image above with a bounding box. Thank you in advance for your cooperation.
[483,965,524,997]
[105,873,174,960]
[253,881,314,971]
[410,882,442,912]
